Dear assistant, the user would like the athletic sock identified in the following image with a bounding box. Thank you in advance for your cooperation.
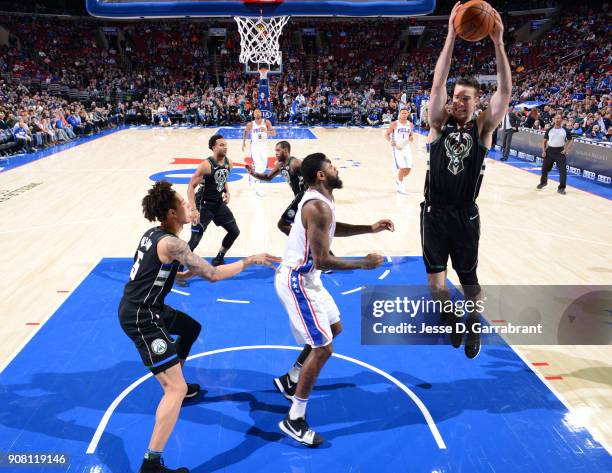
[288,362,302,383]
[289,395,308,420]
[144,449,163,460]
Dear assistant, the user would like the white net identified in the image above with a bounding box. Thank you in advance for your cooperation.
[234,15,289,66]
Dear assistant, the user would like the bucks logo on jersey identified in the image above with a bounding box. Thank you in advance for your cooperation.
[444,131,473,175]
[214,168,229,192]
[281,168,290,182]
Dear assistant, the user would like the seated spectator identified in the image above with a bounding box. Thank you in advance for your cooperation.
[13,119,33,152]
[571,122,584,136]
[587,124,604,140]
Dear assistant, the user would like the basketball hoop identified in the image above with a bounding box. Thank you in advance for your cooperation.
[234,14,289,66]
[258,67,269,79]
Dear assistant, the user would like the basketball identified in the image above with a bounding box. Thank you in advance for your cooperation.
[453,0,497,42]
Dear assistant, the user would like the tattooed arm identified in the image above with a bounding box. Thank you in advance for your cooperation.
[158,236,280,282]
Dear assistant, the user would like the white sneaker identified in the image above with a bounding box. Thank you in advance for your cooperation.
[396,181,408,195]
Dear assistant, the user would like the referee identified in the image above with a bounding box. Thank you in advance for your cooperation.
[537,113,573,194]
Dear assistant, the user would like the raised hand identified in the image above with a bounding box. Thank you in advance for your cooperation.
[489,9,504,44]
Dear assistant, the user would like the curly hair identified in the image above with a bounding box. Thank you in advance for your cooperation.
[141,181,177,222]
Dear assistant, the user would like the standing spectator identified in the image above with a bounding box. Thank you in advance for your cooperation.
[499,104,519,161]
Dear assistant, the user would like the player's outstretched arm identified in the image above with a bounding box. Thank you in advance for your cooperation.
[478,11,512,142]
[160,236,280,282]
[335,219,394,237]
[429,2,462,132]
[245,161,281,181]
[304,201,385,271]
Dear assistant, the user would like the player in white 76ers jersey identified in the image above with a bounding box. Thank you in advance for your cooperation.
[273,153,394,448]
[242,108,275,197]
[384,108,415,194]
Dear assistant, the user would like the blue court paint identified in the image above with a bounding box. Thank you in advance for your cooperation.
[0,257,610,472]
[0,126,125,174]
[216,127,317,140]
[149,167,284,185]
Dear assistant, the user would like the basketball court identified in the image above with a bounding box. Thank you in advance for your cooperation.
[0,0,611,472]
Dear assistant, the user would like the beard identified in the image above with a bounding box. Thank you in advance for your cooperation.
[329,174,343,189]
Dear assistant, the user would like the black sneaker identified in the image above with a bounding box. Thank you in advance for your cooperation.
[175,278,189,288]
[464,319,481,359]
[444,311,463,349]
[557,188,566,195]
[185,383,200,399]
[211,255,225,266]
[139,457,189,473]
[273,373,296,401]
[279,416,324,448]
[536,183,546,189]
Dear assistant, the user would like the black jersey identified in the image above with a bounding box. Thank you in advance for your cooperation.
[280,156,305,196]
[196,156,231,205]
[121,227,178,310]
[425,116,488,205]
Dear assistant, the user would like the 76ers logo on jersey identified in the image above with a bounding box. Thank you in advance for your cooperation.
[214,168,229,192]
[444,131,472,175]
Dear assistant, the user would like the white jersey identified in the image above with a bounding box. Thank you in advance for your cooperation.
[392,120,413,149]
[250,119,268,147]
[282,189,336,276]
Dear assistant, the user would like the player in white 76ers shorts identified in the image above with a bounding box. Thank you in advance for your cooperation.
[273,153,394,448]
[385,108,415,194]
[242,108,275,197]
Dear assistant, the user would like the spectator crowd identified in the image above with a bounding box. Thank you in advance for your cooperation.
[0,1,610,157]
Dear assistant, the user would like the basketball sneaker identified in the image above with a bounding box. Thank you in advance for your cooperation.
[139,457,188,473]
[211,255,225,266]
[443,310,463,349]
[185,383,200,399]
[279,416,324,448]
[464,318,481,359]
[175,278,189,288]
[273,373,296,401]
[536,183,546,189]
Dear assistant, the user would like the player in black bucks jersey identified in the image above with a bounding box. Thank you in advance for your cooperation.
[186,134,239,267]
[422,2,511,359]
[245,140,305,235]
[119,181,278,473]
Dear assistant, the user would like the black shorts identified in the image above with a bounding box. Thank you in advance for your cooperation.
[280,191,304,224]
[193,200,236,232]
[420,202,480,275]
[118,301,192,374]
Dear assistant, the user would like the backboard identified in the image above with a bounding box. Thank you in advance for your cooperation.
[86,0,436,18]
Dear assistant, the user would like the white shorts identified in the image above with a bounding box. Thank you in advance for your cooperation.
[392,145,413,169]
[250,145,268,172]
[275,266,340,348]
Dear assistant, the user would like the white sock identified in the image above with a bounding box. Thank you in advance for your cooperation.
[288,362,302,383]
[289,396,308,420]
